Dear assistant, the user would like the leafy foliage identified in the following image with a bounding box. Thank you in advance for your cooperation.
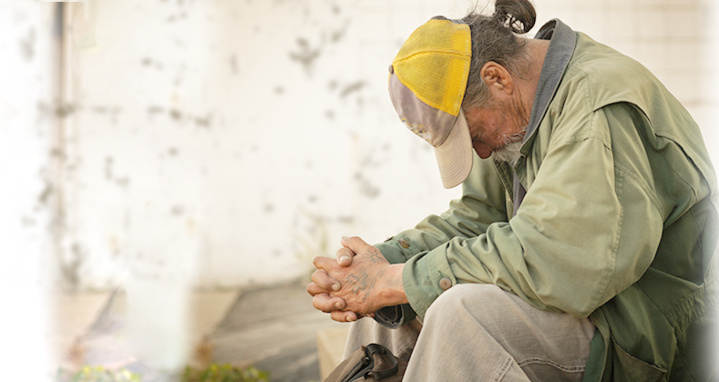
[56,366,141,382]
[56,363,270,382]
[181,364,270,382]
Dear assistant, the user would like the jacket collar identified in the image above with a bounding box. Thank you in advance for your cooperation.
[520,19,577,153]
[511,19,577,216]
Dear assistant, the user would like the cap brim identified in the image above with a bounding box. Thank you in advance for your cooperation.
[433,109,473,189]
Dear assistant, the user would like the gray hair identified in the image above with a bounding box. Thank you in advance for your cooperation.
[462,0,537,109]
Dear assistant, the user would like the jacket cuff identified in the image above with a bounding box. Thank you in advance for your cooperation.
[374,235,424,264]
[373,304,417,329]
[402,244,457,319]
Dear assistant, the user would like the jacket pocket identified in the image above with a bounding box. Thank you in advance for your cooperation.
[611,338,667,382]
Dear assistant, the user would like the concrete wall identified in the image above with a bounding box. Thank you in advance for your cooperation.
[0,2,58,378]
[57,0,467,291]
[5,0,717,292]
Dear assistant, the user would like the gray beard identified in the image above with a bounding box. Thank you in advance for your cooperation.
[492,141,522,164]
[492,130,526,165]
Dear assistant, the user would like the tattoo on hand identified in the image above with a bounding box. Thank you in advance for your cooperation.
[367,248,384,264]
[345,265,386,305]
[346,273,370,300]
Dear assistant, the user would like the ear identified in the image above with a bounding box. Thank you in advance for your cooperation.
[480,61,514,95]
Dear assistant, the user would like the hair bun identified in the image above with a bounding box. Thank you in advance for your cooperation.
[493,0,536,34]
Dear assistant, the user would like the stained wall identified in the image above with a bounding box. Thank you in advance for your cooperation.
[3,0,717,291]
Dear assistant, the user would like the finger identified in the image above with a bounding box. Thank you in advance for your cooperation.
[310,267,341,292]
[313,293,347,313]
[306,282,326,296]
[336,246,354,267]
[331,310,360,323]
[313,256,336,272]
[341,236,373,254]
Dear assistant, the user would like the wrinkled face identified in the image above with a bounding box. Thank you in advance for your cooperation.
[464,99,528,163]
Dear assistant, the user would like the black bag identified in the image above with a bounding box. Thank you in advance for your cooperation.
[324,343,407,382]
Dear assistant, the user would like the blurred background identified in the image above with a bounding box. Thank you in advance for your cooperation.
[1,0,717,380]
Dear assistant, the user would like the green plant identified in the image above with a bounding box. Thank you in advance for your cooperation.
[55,366,141,382]
[181,364,270,382]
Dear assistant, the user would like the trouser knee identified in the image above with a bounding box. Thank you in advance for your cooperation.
[424,283,503,323]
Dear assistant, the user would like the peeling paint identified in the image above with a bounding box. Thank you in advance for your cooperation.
[147,105,165,120]
[230,54,239,74]
[289,38,320,75]
[19,27,35,61]
[171,205,185,216]
[339,81,365,98]
[39,101,76,119]
[90,105,121,124]
[169,109,182,121]
[50,147,65,160]
[329,26,347,43]
[141,57,163,69]
[354,171,380,199]
[116,177,130,188]
[60,243,85,290]
[195,114,211,128]
[263,203,274,213]
[337,215,355,224]
[104,157,114,180]
[38,182,53,205]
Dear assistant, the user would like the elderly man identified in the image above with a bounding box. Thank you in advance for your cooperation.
[307,0,718,380]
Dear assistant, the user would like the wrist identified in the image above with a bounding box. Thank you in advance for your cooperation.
[379,264,408,307]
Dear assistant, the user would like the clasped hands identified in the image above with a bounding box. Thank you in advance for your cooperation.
[306,236,407,322]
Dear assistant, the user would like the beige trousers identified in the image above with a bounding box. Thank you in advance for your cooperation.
[343,284,596,381]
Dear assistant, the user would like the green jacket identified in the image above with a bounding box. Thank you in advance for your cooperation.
[375,20,718,381]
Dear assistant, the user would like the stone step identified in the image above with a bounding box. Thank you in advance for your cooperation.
[316,326,350,380]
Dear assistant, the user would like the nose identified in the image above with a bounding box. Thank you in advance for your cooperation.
[472,141,493,159]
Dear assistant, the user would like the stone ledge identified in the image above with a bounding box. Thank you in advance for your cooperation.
[316,326,350,380]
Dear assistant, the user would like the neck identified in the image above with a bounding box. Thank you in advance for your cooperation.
[515,39,549,121]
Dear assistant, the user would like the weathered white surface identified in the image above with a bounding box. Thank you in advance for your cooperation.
[0,2,58,380]
[59,0,469,291]
[53,0,718,291]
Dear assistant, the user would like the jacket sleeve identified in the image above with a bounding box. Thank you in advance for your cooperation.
[371,153,510,327]
[401,103,664,319]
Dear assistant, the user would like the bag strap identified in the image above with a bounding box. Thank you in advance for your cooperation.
[340,346,373,382]
[365,344,399,380]
[330,343,402,382]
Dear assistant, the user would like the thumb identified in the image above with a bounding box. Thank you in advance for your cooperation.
[341,236,372,253]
